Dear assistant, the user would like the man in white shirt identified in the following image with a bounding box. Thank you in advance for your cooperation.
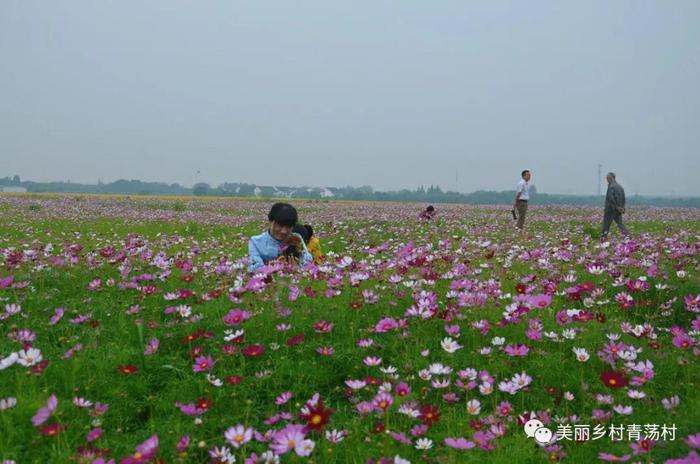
[514,170,531,230]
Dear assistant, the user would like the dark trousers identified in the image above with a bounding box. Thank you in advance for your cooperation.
[516,201,528,229]
[602,210,629,237]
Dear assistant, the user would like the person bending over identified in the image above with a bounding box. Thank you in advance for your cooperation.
[419,205,436,220]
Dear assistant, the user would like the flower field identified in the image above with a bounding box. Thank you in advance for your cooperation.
[1,194,699,463]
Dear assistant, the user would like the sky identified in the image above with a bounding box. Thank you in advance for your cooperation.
[1,1,699,196]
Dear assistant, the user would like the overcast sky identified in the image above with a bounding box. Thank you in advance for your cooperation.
[1,1,699,196]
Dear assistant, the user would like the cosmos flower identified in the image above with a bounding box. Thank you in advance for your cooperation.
[17,348,43,367]
[31,394,57,427]
[224,424,253,448]
[601,371,629,389]
[444,437,475,450]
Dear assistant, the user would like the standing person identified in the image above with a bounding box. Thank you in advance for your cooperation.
[514,170,531,230]
[247,203,312,271]
[601,172,629,238]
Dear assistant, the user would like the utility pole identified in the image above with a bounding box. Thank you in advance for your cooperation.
[455,169,459,193]
[597,164,602,196]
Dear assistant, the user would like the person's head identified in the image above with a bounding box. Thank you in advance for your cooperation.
[521,170,531,181]
[606,172,616,184]
[267,203,298,241]
[303,224,314,241]
[292,224,310,243]
[426,205,435,212]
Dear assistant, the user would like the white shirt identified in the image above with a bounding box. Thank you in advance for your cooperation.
[516,179,530,200]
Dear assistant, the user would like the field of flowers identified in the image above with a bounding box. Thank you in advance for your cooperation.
[0,193,699,464]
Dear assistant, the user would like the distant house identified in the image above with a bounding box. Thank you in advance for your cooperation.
[1,186,27,193]
[320,188,334,198]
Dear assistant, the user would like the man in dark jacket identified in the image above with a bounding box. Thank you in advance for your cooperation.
[601,172,629,238]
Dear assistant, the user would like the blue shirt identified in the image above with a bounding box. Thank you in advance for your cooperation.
[247,230,313,272]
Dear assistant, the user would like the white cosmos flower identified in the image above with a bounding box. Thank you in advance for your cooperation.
[177,305,192,318]
[415,438,433,450]
[572,347,590,362]
[627,390,646,400]
[428,363,452,375]
[441,337,462,353]
[0,397,17,410]
[431,378,450,389]
[466,399,481,415]
[380,366,397,374]
[17,348,42,367]
[0,352,19,370]
[295,439,315,457]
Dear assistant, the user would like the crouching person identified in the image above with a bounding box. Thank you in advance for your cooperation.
[248,203,313,272]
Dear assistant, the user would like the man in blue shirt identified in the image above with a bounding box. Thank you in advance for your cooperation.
[248,203,313,272]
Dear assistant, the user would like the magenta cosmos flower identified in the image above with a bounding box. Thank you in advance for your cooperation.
[121,434,159,463]
[223,309,252,326]
[192,355,215,373]
[504,344,529,357]
[374,317,399,333]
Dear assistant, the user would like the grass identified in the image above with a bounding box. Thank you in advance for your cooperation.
[0,195,698,463]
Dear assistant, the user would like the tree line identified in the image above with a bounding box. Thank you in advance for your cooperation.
[2,176,698,208]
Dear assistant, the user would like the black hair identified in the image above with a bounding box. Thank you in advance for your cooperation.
[293,224,310,243]
[303,224,314,239]
[426,205,435,212]
[521,170,530,178]
[267,203,298,227]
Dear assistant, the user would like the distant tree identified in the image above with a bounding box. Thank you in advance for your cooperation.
[193,183,210,196]
[12,175,20,185]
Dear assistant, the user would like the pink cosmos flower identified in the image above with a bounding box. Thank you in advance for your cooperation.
[629,439,655,455]
[374,318,399,333]
[32,394,57,427]
[175,401,208,417]
[598,452,631,462]
[144,338,159,356]
[225,424,254,448]
[503,344,529,357]
[223,309,252,326]
[395,382,411,397]
[87,428,103,442]
[686,433,700,448]
[275,391,292,405]
[49,307,65,325]
[356,402,374,414]
[673,332,694,349]
[176,435,190,452]
[528,294,552,308]
[372,392,393,411]
[270,424,306,455]
[444,437,475,449]
[121,434,159,463]
[316,346,334,356]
